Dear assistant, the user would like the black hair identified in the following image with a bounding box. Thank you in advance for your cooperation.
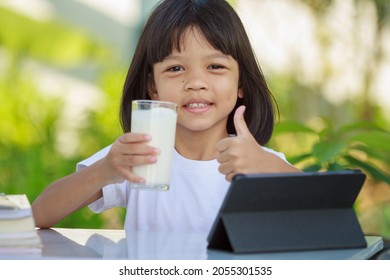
[120,0,277,145]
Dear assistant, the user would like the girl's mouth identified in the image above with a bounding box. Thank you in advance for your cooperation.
[185,103,209,109]
[183,101,213,113]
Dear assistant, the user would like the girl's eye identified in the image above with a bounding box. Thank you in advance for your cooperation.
[167,66,183,72]
[209,64,225,70]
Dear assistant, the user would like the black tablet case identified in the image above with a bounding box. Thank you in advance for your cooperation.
[207,170,367,254]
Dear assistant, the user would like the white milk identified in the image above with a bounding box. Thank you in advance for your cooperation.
[131,107,177,190]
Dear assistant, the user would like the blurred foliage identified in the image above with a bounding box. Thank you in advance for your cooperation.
[0,7,125,228]
[272,120,390,184]
[0,8,109,66]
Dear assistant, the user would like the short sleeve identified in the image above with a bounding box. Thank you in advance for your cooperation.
[262,146,288,162]
[75,145,128,213]
[76,145,112,171]
[88,182,128,213]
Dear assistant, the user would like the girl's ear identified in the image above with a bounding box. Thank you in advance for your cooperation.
[148,90,159,100]
[238,87,244,99]
[147,76,159,100]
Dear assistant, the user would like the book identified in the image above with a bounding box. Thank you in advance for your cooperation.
[0,194,33,219]
[0,194,42,256]
[0,214,36,232]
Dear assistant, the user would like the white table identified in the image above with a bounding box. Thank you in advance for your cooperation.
[1,228,382,260]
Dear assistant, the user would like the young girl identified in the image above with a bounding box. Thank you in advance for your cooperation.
[32,0,300,232]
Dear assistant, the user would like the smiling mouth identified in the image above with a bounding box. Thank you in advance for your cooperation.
[185,103,210,109]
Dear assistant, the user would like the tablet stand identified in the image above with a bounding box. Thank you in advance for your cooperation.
[208,207,367,253]
[207,171,368,253]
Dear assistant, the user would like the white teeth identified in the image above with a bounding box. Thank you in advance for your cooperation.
[186,103,208,108]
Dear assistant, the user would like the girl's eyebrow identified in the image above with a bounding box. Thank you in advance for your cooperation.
[163,53,232,61]
[207,53,232,60]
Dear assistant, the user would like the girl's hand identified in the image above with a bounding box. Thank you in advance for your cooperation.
[100,133,160,184]
[216,106,298,181]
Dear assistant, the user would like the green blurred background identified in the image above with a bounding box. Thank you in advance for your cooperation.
[1,0,389,237]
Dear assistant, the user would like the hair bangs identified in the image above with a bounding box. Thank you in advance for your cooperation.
[145,0,240,64]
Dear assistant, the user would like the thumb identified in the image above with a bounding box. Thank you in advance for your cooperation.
[233,105,250,137]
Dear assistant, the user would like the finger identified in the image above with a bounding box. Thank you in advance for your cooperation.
[218,163,236,182]
[215,138,231,153]
[123,171,146,184]
[123,154,158,166]
[117,155,158,183]
[216,151,229,164]
[225,172,235,182]
[233,105,250,137]
[218,161,234,176]
[120,142,160,156]
[119,132,151,144]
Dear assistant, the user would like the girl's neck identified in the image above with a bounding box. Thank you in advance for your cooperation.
[175,128,228,161]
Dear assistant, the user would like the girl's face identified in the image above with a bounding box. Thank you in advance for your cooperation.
[151,27,243,137]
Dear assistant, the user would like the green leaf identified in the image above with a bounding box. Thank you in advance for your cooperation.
[343,155,390,185]
[303,164,322,172]
[287,153,312,165]
[347,131,390,152]
[338,121,385,134]
[327,162,346,170]
[312,140,346,164]
[351,144,390,166]
[274,121,316,134]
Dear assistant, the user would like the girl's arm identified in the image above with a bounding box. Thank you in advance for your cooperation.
[32,132,159,228]
[32,160,105,228]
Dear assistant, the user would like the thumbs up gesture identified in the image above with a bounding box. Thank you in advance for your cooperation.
[216,105,298,181]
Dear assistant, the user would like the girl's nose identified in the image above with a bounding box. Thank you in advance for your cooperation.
[183,71,208,91]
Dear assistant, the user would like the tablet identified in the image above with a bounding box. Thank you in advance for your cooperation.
[207,170,367,253]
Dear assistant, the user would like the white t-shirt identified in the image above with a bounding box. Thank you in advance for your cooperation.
[77,146,287,233]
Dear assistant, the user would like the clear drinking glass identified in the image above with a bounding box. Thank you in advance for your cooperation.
[130,100,177,191]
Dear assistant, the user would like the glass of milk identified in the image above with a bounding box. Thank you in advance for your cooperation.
[130,100,177,191]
